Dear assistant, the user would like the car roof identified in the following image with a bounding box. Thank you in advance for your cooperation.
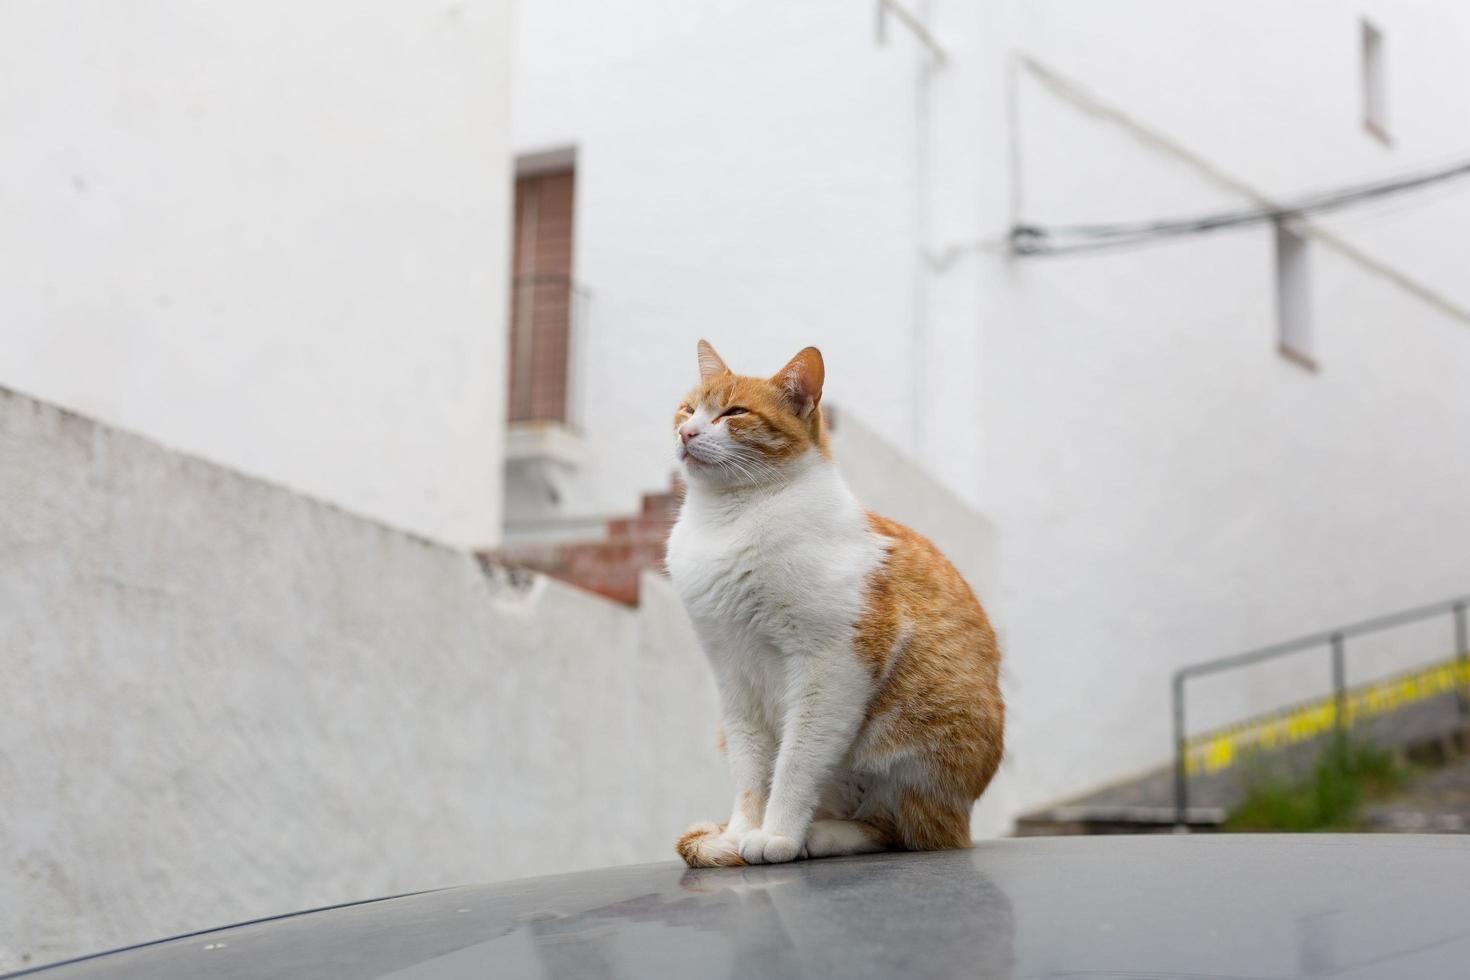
[12,834,1470,979]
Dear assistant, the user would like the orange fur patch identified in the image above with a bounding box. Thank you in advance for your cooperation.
[853,513,1005,848]
[737,789,764,826]
[676,822,747,868]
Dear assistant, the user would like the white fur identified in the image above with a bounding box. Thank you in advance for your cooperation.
[667,438,889,864]
[806,819,886,858]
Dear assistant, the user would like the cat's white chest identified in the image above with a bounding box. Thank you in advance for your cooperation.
[669,510,800,632]
[666,463,884,658]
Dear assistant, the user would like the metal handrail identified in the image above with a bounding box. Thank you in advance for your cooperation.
[1171,594,1470,828]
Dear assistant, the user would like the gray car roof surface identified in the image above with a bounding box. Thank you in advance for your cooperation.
[13,834,1470,979]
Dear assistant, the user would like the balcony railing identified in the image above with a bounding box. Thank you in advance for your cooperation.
[1171,594,1470,828]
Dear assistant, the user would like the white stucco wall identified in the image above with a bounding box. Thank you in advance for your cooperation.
[513,0,1470,516]
[0,386,726,973]
[510,0,931,526]
[0,0,516,548]
[513,1,1470,814]
[981,1,1470,809]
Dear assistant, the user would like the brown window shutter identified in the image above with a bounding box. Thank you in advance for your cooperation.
[508,169,576,423]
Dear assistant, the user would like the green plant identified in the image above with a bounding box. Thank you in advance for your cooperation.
[1224,737,1407,832]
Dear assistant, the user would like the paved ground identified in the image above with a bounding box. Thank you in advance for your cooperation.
[1017,692,1470,833]
[1365,753,1470,832]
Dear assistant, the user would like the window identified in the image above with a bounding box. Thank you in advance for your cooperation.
[508,155,577,424]
[1361,19,1388,143]
[1275,220,1315,370]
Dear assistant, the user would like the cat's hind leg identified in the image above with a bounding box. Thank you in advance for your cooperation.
[891,789,973,851]
[676,822,747,868]
[804,819,889,859]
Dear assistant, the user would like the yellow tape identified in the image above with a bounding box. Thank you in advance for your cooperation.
[1184,655,1470,776]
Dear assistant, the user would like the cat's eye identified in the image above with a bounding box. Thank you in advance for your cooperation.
[678,404,694,415]
[718,406,749,419]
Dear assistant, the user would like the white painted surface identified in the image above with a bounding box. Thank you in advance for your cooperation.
[0,0,516,547]
[510,0,928,524]
[0,387,726,972]
[514,0,1470,814]
[983,1,1470,810]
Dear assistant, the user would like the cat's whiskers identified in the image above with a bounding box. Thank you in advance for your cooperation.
[710,444,786,491]
[731,452,783,488]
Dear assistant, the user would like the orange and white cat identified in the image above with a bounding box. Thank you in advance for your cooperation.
[667,341,1004,867]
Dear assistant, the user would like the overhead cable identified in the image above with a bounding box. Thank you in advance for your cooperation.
[1012,156,1470,256]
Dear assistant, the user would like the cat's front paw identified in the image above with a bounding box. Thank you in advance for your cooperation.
[738,828,805,865]
[676,822,746,868]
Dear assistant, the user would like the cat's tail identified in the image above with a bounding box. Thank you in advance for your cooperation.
[676,821,747,868]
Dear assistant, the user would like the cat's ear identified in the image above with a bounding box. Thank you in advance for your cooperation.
[773,346,824,419]
[697,339,730,382]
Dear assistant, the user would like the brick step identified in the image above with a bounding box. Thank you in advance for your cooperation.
[640,478,684,518]
[606,515,677,540]
[487,476,682,606]
[561,539,667,575]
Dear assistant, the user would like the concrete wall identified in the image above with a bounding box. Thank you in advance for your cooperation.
[0,386,726,973]
[0,0,516,548]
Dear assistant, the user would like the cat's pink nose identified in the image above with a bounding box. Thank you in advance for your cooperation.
[680,424,702,445]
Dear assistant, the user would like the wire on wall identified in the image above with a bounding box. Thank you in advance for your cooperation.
[1012,157,1470,257]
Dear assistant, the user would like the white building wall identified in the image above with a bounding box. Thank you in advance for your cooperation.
[982,0,1470,808]
[515,1,1470,813]
[0,0,517,548]
[511,0,932,524]
[0,386,727,972]
[1008,0,1470,315]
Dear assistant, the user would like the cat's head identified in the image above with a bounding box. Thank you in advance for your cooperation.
[673,340,827,488]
